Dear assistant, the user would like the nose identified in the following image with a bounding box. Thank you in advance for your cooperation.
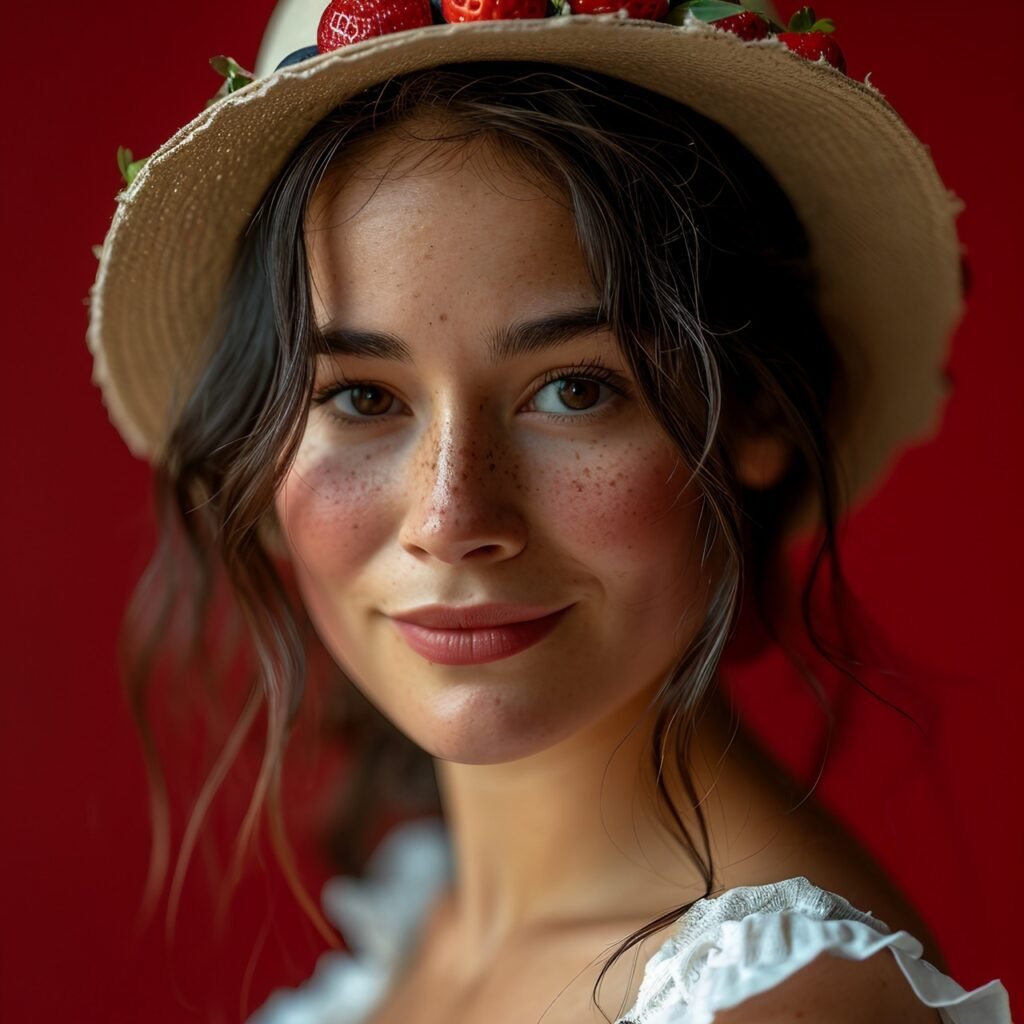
[398,407,528,565]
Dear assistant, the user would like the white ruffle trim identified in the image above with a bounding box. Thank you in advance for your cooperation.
[247,818,452,1024]
[618,880,1012,1024]
[248,823,1012,1024]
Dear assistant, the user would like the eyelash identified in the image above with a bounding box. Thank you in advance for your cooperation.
[310,359,632,428]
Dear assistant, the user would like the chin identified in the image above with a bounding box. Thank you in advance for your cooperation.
[395,683,581,765]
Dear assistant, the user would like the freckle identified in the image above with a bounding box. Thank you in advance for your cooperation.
[412,291,421,299]
[583,467,591,477]
[439,312,448,322]
[489,463,496,471]
[364,453,371,460]
[610,480,617,487]
[574,451,580,460]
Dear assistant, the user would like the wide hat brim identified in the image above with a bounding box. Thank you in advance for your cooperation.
[86,13,965,537]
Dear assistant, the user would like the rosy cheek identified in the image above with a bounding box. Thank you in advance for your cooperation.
[537,439,692,559]
[275,436,391,567]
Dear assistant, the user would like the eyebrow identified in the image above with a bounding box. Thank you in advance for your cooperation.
[317,304,611,366]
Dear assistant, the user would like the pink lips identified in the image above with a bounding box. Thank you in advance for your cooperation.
[389,603,572,666]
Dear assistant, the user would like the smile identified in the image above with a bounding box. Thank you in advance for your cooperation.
[389,606,573,666]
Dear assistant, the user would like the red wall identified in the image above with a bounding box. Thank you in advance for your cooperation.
[3,1,1020,1020]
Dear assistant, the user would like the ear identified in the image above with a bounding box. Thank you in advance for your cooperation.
[734,432,791,490]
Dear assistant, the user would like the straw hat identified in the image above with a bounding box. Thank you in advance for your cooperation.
[86,0,966,535]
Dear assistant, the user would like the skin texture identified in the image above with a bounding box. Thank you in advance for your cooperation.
[272,131,937,1021]
[287,155,712,746]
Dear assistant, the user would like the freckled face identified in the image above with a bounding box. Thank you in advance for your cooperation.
[274,136,711,764]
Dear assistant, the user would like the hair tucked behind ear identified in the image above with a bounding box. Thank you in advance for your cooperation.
[120,62,924,1020]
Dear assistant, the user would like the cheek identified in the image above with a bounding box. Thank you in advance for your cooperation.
[274,433,392,570]
[536,438,696,561]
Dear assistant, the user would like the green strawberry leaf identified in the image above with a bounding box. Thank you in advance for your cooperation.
[129,158,149,182]
[671,0,747,24]
[209,55,255,93]
[205,55,256,109]
[669,1,785,30]
[116,146,132,180]
[116,146,149,187]
[787,6,817,32]
[810,17,836,32]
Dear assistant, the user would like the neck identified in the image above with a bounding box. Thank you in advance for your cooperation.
[431,683,799,959]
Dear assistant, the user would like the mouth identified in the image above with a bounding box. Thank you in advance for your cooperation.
[388,605,573,666]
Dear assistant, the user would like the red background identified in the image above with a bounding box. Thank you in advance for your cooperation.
[3,1,1021,1020]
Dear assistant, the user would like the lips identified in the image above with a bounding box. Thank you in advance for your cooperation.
[389,603,573,665]
[391,603,568,629]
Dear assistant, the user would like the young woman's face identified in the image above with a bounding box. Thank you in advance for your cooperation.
[275,134,712,764]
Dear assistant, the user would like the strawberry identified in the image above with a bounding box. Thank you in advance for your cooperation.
[568,0,669,17]
[442,0,547,20]
[776,31,846,73]
[714,9,770,40]
[776,6,846,74]
[317,0,433,51]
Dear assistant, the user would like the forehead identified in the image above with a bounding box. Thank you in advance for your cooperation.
[305,121,567,235]
[302,129,595,331]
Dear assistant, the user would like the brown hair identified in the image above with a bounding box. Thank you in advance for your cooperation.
[121,61,913,1020]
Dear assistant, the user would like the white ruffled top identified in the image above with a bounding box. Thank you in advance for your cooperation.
[248,817,1013,1024]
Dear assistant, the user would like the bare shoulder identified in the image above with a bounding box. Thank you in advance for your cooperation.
[708,948,941,1024]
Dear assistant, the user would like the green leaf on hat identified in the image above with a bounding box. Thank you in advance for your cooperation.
[669,1,784,30]
[209,55,255,94]
[205,56,256,109]
[787,6,817,32]
[670,0,747,25]
[116,146,149,187]
[810,17,836,32]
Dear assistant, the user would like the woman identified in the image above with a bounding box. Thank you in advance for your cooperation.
[87,0,1012,1021]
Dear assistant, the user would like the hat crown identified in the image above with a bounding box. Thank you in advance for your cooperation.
[253,0,787,77]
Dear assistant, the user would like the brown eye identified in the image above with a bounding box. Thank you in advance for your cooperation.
[346,385,394,417]
[555,378,601,411]
[529,366,625,421]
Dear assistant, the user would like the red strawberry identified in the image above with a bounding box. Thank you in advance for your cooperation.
[714,10,770,40]
[442,0,547,20]
[776,31,846,74]
[318,0,433,51]
[568,0,669,19]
